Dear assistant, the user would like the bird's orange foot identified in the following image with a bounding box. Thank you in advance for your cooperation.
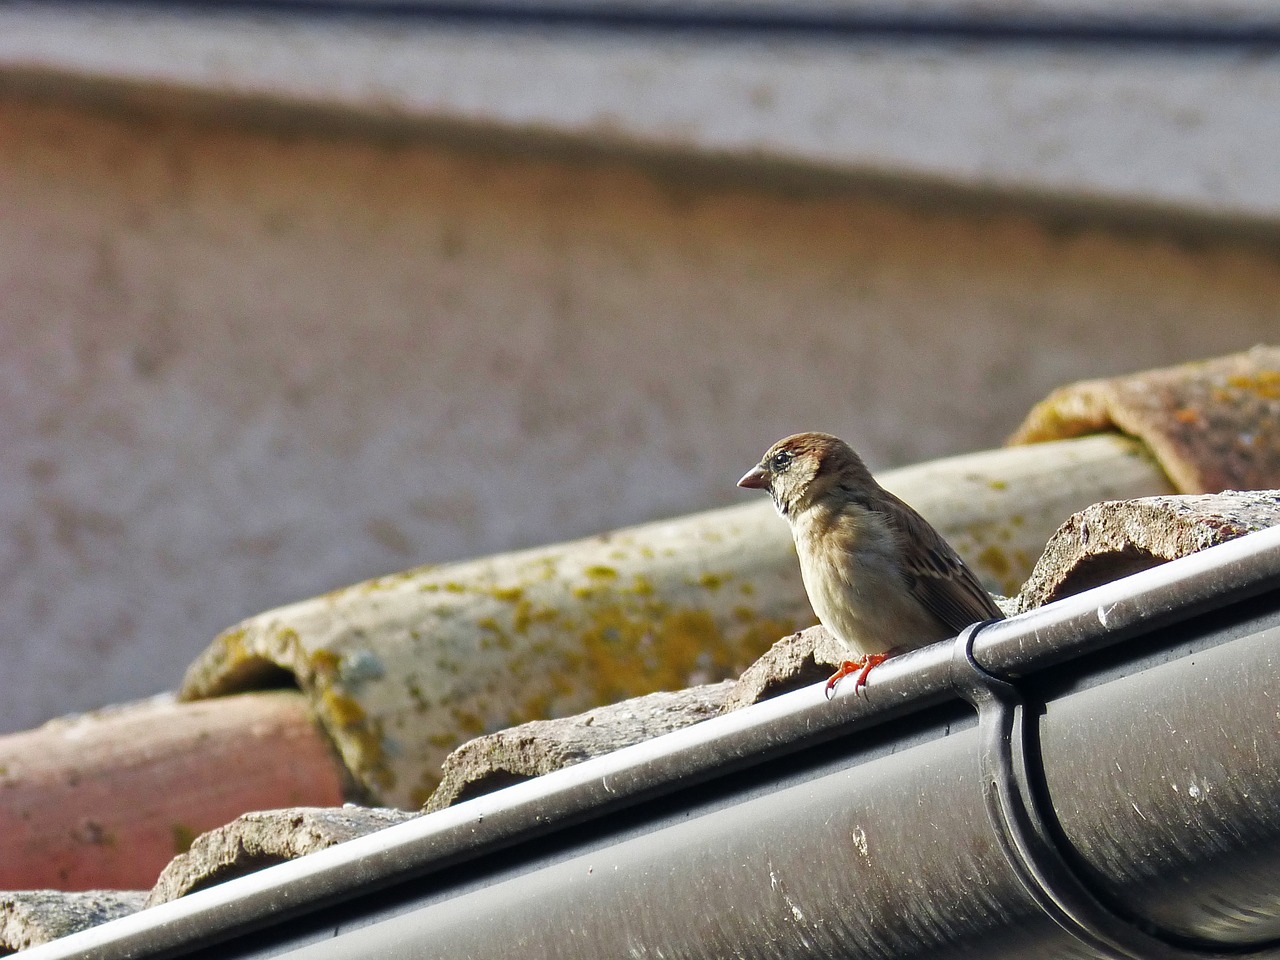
[824,654,889,700]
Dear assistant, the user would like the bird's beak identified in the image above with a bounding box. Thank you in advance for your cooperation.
[737,464,770,490]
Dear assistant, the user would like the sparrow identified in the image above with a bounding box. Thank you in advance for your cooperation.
[738,432,1004,696]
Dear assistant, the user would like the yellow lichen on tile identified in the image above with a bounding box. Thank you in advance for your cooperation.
[1227,370,1280,400]
[317,686,396,792]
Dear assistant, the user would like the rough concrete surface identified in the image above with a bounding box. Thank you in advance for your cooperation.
[426,681,734,811]
[1015,490,1280,611]
[147,806,417,906]
[0,889,147,953]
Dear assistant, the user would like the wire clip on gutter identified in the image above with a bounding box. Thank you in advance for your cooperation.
[950,620,1276,960]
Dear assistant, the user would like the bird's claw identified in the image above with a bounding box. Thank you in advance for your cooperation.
[824,654,888,700]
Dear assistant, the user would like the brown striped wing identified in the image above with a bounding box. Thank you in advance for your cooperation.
[875,488,1006,632]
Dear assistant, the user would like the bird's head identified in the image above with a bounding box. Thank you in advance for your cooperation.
[738,432,872,518]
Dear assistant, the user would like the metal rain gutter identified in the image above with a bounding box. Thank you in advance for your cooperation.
[25,523,1280,960]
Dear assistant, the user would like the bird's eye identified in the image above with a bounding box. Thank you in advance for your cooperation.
[769,451,792,472]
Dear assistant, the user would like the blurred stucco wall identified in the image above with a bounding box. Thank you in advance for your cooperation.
[2,9,1280,731]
